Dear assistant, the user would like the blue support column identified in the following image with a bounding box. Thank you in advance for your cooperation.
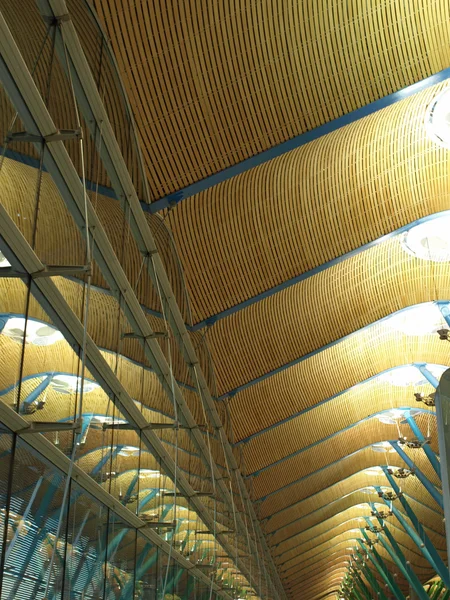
[354,549,388,600]
[123,471,139,504]
[376,473,450,588]
[390,441,443,509]
[437,302,450,328]
[364,514,429,600]
[19,375,52,413]
[4,476,43,563]
[358,535,405,600]
[417,365,440,389]
[405,416,441,479]
[91,445,123,478]
[138,488,158,512]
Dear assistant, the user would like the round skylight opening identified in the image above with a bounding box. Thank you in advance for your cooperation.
[426,87,450,149]
[2,317,64,346]
[378,366,425,387]
[403,216,450,263]
[371,442,396,454]
[51,375,99,395]
[384,303,443,336]
[118,445,140,457]
[376,408,420,425]
[139,469,160,478]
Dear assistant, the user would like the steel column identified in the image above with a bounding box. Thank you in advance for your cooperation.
[358,535,405,600]
[390,441,443,509]
[406,416,441,479]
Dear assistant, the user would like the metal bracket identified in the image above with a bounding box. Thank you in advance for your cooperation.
[102,422,188,431]
[42,13,71,25]
[19,418,82,434]
[140,520,176,530]
[121,331,168,340]
[32,265,90,278]
[6,129,81,144]
[162,491,215,498]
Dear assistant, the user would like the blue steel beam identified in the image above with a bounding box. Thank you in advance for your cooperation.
[375,495,443,582]
[417,365,440,390]
[389,441,443,509]
[266,475,442,537]
[280,532,427,574]
[148,69,450,214]
[359,533,405,600]
[376,473,449,588]
[218,306,449,400]
[405,416,441,480]
[245,409,433,478]
[366,515,429,600]
[357,538,405,600]
[354,550,389,600]
[437,302,450,328]
[19,375,52,413]
[193,219,450,333]
[275,514,441,565]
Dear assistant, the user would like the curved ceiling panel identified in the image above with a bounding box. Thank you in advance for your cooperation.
[170,81,450,322]
[92,0,449,200]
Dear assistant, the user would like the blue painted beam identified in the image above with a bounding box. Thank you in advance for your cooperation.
[357,538,405,600]
[366,513,429,600]
[437,301,450,328]
[19,375,52,413]
[417,365,440,389]
[405,416,441,479]
[235,369,435,446]
[148,69,450,214]
[245,409,433,478]
[390,441,443,509]
[276,515,437,565]
[219,303,450,400]
[265,471,441,532]
[377,472,449,588]
[194,212,450,332]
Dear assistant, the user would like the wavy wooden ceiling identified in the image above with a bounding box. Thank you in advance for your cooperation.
[92,0,449,201]
[1,0,450,597]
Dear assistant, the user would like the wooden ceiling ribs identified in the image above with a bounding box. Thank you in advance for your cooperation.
[1,0,450,596]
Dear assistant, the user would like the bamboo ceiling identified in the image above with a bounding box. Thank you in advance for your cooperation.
[1,0,450,597]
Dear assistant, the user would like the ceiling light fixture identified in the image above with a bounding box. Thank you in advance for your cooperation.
[426,87,450,149]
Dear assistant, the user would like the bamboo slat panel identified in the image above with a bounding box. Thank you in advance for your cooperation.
[93,1,450,201]
[283,533,433,580]
[251,420,413,498]
[242,383,436,474]
[0,157,191,322]
[231,332,450,441]
[259,447,442,520]
[209,237,450,397]
[252,419,440,500]
[171,82,450,322]
[269,476,445,550]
